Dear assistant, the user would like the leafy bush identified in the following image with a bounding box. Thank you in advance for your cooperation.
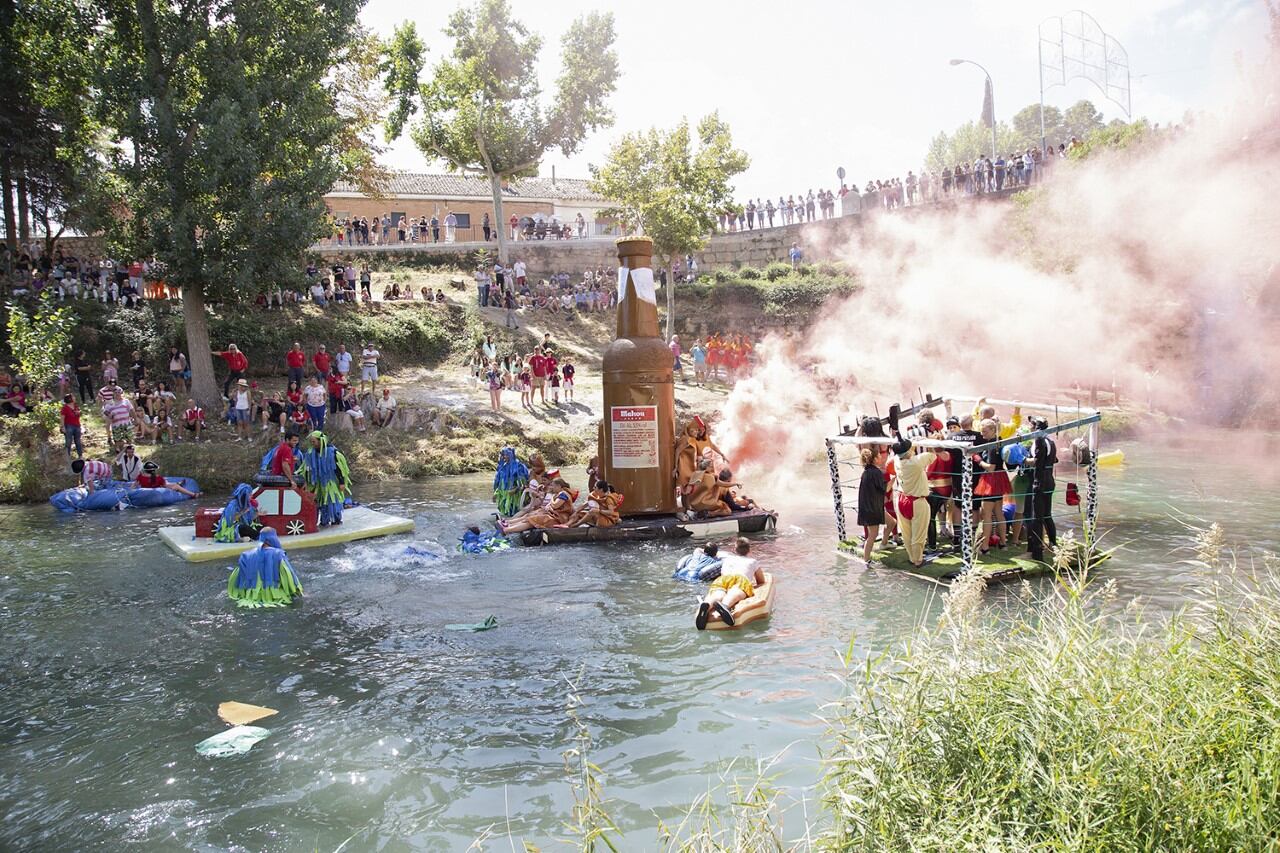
[712,268,735,283]
[763,262,791,281]
[737,266,763,280]
[794,262,814,277]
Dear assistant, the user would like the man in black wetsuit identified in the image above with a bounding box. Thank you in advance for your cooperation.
[1024,416,1058,561]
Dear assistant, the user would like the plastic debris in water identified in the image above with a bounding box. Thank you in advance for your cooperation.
[445,615,499,632]
[195,725,271,757]
[218,701,278,726]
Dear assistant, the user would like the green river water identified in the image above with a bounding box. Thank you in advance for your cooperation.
[0,435,1275,851]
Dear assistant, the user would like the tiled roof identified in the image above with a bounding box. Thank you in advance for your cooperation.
[330,172,604,202]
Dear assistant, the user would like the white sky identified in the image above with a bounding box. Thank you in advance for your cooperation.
[361,0,1269,200]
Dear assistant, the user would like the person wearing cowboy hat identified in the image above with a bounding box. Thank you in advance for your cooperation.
[231,378,253,440]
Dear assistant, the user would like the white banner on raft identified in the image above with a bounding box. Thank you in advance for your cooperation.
[617,266,657,306]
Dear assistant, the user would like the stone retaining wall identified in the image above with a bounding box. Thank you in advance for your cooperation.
[314,189,1023,276]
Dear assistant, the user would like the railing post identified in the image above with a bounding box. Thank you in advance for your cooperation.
[826,439,847,545]
[961,454,975,573]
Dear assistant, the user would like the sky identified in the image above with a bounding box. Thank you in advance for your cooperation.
[360,0,1271,201]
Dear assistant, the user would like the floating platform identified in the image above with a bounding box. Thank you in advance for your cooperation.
[705,571,776,630]
[837,540,1111,585]
[509,507,777,547]
[159,505,415,563]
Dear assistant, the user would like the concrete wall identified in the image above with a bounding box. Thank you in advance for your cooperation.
[314,189,1024,276]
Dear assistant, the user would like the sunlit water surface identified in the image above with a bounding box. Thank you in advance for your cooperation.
[0,434,1275,850]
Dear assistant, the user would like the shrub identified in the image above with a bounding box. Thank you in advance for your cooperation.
[737,266,763,280]
[763,262,791,281]
[712,268,735,283]
[794,262,814,277]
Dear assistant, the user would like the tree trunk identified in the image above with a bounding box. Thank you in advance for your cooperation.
[182,283,222,409]
[1,153,15,251]
[664,252,675,341]
[16,165,29,244]
[489,171,508,266]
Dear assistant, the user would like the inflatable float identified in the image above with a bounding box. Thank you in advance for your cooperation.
[50,478,200,513]
[1096,449,1125,467]
[159,505,414,563]
[705,572,775,630]
[510,506,777,547]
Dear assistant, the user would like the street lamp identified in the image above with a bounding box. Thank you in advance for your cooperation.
[950,58,997,159]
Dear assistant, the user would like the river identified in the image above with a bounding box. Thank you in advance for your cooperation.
[1,434,1275,850]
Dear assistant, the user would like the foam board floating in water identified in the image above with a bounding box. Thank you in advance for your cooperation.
[158,505,415,563]
[218,701,278,726]
[195,725,270,757]
[705,572,776,630]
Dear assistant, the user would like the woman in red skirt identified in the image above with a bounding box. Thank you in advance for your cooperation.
[972,418,1010,552]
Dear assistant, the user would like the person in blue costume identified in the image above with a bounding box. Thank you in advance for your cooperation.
[214,482,260,542]
[459,525,511,553]
[295,430,351,526]
[492,446,529,518]
[227,528,302,608]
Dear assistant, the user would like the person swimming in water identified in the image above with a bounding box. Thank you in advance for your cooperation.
[695,538,766,630]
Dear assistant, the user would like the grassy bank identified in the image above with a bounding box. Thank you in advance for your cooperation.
[672,262,860,332]
[0,405,587,502]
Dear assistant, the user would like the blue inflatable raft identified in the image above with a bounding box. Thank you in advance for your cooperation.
[50,478,200,513]
[673,551,722,583]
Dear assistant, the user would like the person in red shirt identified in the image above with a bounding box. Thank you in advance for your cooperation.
[529,347,549,404]
[285,342,306,387]
[288,404,309,435]
[183,399,206,441]
[326,370,348,414]
[212,343,248,398]
[269,432,300,487]
[312,345,331,381]
[60,394,84,458]
[137,460,199,496]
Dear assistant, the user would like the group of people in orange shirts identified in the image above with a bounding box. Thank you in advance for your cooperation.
[679,332,755,386]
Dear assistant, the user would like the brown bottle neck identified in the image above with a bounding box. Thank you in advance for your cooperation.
[616,260,660,339]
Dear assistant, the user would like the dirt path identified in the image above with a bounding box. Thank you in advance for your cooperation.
[387,271,734,441]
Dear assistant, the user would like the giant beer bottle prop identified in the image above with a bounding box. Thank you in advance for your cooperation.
[599,237,677,515]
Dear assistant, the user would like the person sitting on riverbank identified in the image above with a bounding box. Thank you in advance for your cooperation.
[497,482,575,533]
[560,481,622,528]
[296,431,351,526]
[214,483,260,543]
[227,528,303,608]
[372,387,396,428]
[136,460,200,497]
[696,538,766,630]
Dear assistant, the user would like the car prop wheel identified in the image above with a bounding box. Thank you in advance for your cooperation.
[286,520,306,536]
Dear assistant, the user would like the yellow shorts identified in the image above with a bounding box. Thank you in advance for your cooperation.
[711,574,755,597]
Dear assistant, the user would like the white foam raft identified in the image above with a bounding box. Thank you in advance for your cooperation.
[158,505,416,563]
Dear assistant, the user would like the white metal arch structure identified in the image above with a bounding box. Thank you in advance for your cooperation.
[1038,10,1132,152]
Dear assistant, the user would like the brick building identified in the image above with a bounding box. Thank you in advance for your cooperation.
[323,171,610,240]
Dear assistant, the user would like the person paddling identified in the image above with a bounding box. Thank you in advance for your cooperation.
[696,538,766,630]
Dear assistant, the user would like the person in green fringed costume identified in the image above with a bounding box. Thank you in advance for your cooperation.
[227,528,302,608]
[295,430,351,526]
[492,446,529,517]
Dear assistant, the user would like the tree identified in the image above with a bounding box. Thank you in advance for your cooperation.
[591,114,749,339]
[1062,99,1106,143]
[6,293,74,387]
[385,0,619,264]
[95,0,363,407]
[1010,104,1064,151]
[923,121,1018,172]
[0,0,102,253]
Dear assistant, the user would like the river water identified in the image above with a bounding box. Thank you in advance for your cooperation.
[1,435,1275,851]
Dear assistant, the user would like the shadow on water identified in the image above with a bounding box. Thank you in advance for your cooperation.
[0,432,1275,849]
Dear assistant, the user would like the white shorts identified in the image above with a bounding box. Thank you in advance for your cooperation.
[361,365,378,381]
[563,379,573,388]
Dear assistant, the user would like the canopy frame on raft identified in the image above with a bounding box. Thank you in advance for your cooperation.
[824,394,1102,576]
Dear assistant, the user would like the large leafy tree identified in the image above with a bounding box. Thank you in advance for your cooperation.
[591,114,749,339]
[924,121,1019,172]
[95,0,363,406]
[383,0,619,264]
[0,0,102,254]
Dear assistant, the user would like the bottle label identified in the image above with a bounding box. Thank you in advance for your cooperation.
[610,405,659,468]
[617,266,656,305]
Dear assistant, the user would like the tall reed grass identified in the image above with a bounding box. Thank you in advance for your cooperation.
[820,525,1280,850]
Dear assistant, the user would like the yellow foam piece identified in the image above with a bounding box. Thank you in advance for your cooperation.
[157,505,415,563]
[218,701,278,726]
